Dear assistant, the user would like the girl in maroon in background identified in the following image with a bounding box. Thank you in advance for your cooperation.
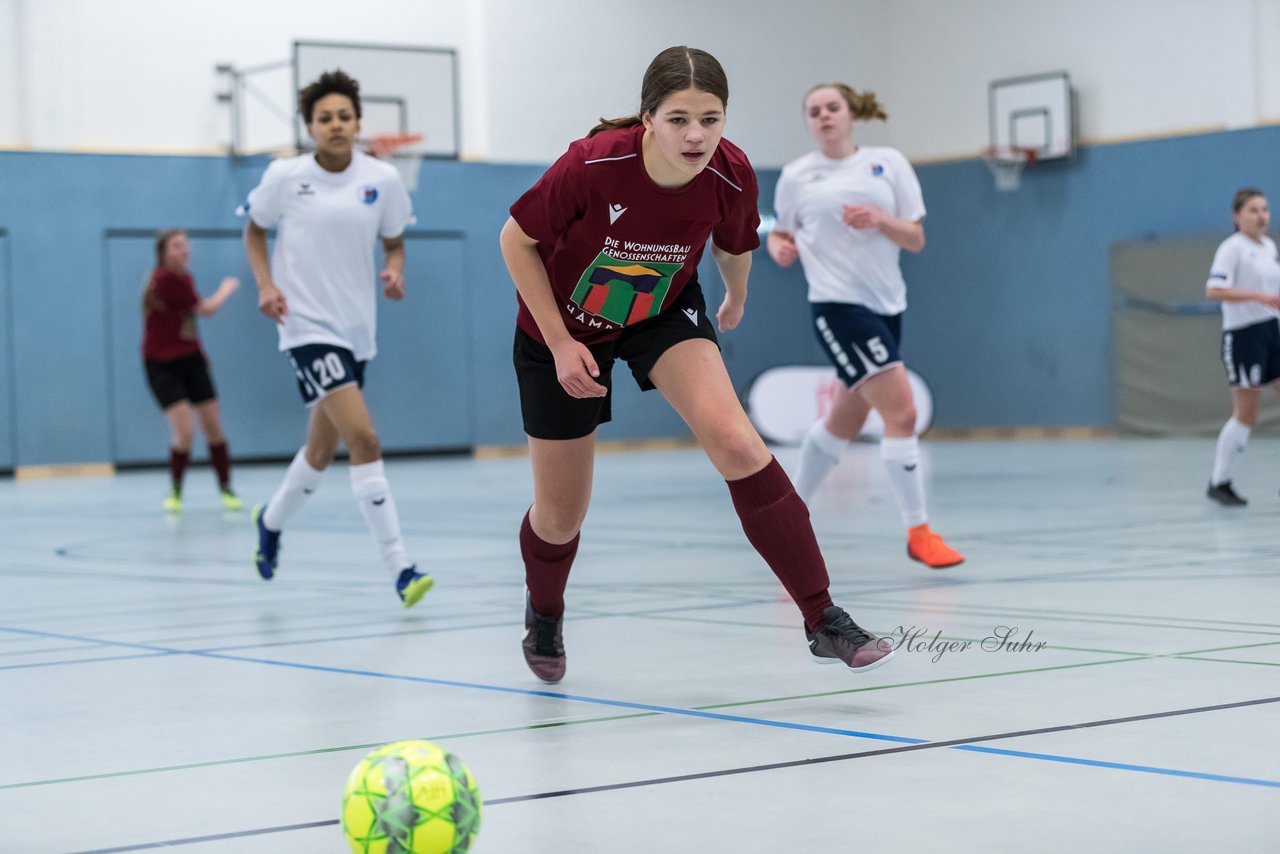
[142,229,240,513]
[500,46,895,684]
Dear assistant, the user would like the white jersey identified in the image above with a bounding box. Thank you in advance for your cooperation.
[1207,232,1280,331]
[244,151,414,361]
[774,146,925,315]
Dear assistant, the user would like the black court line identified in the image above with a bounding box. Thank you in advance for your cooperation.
[69,819,338,853]
[68,694,1280,853]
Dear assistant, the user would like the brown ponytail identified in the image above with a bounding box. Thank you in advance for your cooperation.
[806,83,888,121]
[143,229,185,315]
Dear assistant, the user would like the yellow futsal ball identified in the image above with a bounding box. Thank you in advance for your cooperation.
[341,740,482,854]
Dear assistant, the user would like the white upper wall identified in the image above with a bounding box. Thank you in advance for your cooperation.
[1,0,1277,165]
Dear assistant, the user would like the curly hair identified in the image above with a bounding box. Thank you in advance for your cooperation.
[298,69,362,123]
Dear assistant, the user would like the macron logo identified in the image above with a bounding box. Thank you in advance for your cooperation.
[682,307,699,326]
[608,203,627,224]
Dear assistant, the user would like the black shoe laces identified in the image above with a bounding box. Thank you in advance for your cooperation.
[532,616,561,656]
[827,611,872,647]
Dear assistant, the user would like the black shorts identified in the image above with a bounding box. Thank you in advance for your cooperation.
[288,343,367,406]
[811,302,904,389]
[145,353,216,409]
[514,282,719,440]
[1222,318,1280,388]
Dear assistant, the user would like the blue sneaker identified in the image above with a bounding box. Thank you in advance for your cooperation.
[252,504,280,580]
[395,566,434,608]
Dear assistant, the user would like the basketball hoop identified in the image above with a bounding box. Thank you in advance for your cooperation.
[982,146,1037,192]
[366,132,424,192]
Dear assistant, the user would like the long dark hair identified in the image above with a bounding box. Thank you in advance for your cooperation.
[143,229,185,314]
[588,46,729,137]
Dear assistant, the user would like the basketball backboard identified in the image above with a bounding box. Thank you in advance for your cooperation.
[294,41,459,160]
[989,71,1075,161]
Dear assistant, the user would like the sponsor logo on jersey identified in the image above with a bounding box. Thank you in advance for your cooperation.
[360,185,379,204]
[870,163,885,177]
[568,252,682,327]
[608,203,627,224]
[297,182,315,196]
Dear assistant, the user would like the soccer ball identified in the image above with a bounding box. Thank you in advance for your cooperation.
[341,740,482,854]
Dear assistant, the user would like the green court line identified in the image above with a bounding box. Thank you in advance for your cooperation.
[609,610,1151,657]
[1174,656,1280,667]
[5,628,1275,792]
[856,598,1280,630]
[0,655,1149,791]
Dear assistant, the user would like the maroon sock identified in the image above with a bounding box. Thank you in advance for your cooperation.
[169,448,190,492]
[520,510,579,618]
[209,441,232,490]
[726,456,834,630]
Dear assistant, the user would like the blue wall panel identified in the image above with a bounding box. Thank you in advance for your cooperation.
[4,125,1280,466]
[0,233,13,470]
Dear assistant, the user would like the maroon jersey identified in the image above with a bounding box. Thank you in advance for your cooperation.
[509,124,760,345]
[141,268,202,361]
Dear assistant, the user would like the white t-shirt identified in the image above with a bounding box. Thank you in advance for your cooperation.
[774,146,925,315]
[1206,232,1280,331]
[243,151,414,361]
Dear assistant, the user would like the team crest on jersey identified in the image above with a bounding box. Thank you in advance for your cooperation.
[360,185,379,204]
[569,252,682,327]
[870,163,885,177]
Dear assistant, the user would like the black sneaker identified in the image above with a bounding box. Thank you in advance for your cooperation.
[806,606,894,672]
[523,594,566,684]
[1207,481,1247,507]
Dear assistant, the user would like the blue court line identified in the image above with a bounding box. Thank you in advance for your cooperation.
[4,624,1279,792]
[953,745,1280,788]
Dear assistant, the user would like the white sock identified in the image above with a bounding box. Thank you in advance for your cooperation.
[263,448,324,531]
[350,460,411,576]
[1211,417,1251,486]
[794,420,848,501]
[880,436,928,528]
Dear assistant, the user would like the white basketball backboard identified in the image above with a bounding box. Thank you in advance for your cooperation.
[989,71,1075,160]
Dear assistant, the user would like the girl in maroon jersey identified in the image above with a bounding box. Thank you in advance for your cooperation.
[141,229,240,512]
[500,46,894,684]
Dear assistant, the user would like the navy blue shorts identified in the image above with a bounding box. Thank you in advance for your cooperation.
[1222,318,1280,388]
[514,281,719,440]
[811,302,904,388]
[287,344,367,406]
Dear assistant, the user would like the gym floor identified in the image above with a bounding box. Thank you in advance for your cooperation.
[1,438,1276,852]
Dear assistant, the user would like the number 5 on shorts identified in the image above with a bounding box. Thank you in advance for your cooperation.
[867,336,889,363]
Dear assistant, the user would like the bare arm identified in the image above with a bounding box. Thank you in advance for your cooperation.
[844,206,926,253]
[499,216,605,398]
[244,220,287,322]
[766,229,799,267]
[381,235,406,300]
[195,277,239,317]
[711,243,752,332]
[1206,286,1280,309]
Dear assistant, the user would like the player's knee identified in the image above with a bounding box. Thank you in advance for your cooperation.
[348,430,381,461]
[536,505,587,542]
[712,425,769,473]
[885,406,917,435]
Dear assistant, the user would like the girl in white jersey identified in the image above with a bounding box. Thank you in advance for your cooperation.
[768,83,963,569]
[1204,188,1280,506]
[242,70,433,608]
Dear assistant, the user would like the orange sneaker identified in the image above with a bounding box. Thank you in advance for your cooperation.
[907,524,965,569]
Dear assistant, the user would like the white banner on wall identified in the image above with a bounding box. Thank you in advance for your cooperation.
[746,365,934,445]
